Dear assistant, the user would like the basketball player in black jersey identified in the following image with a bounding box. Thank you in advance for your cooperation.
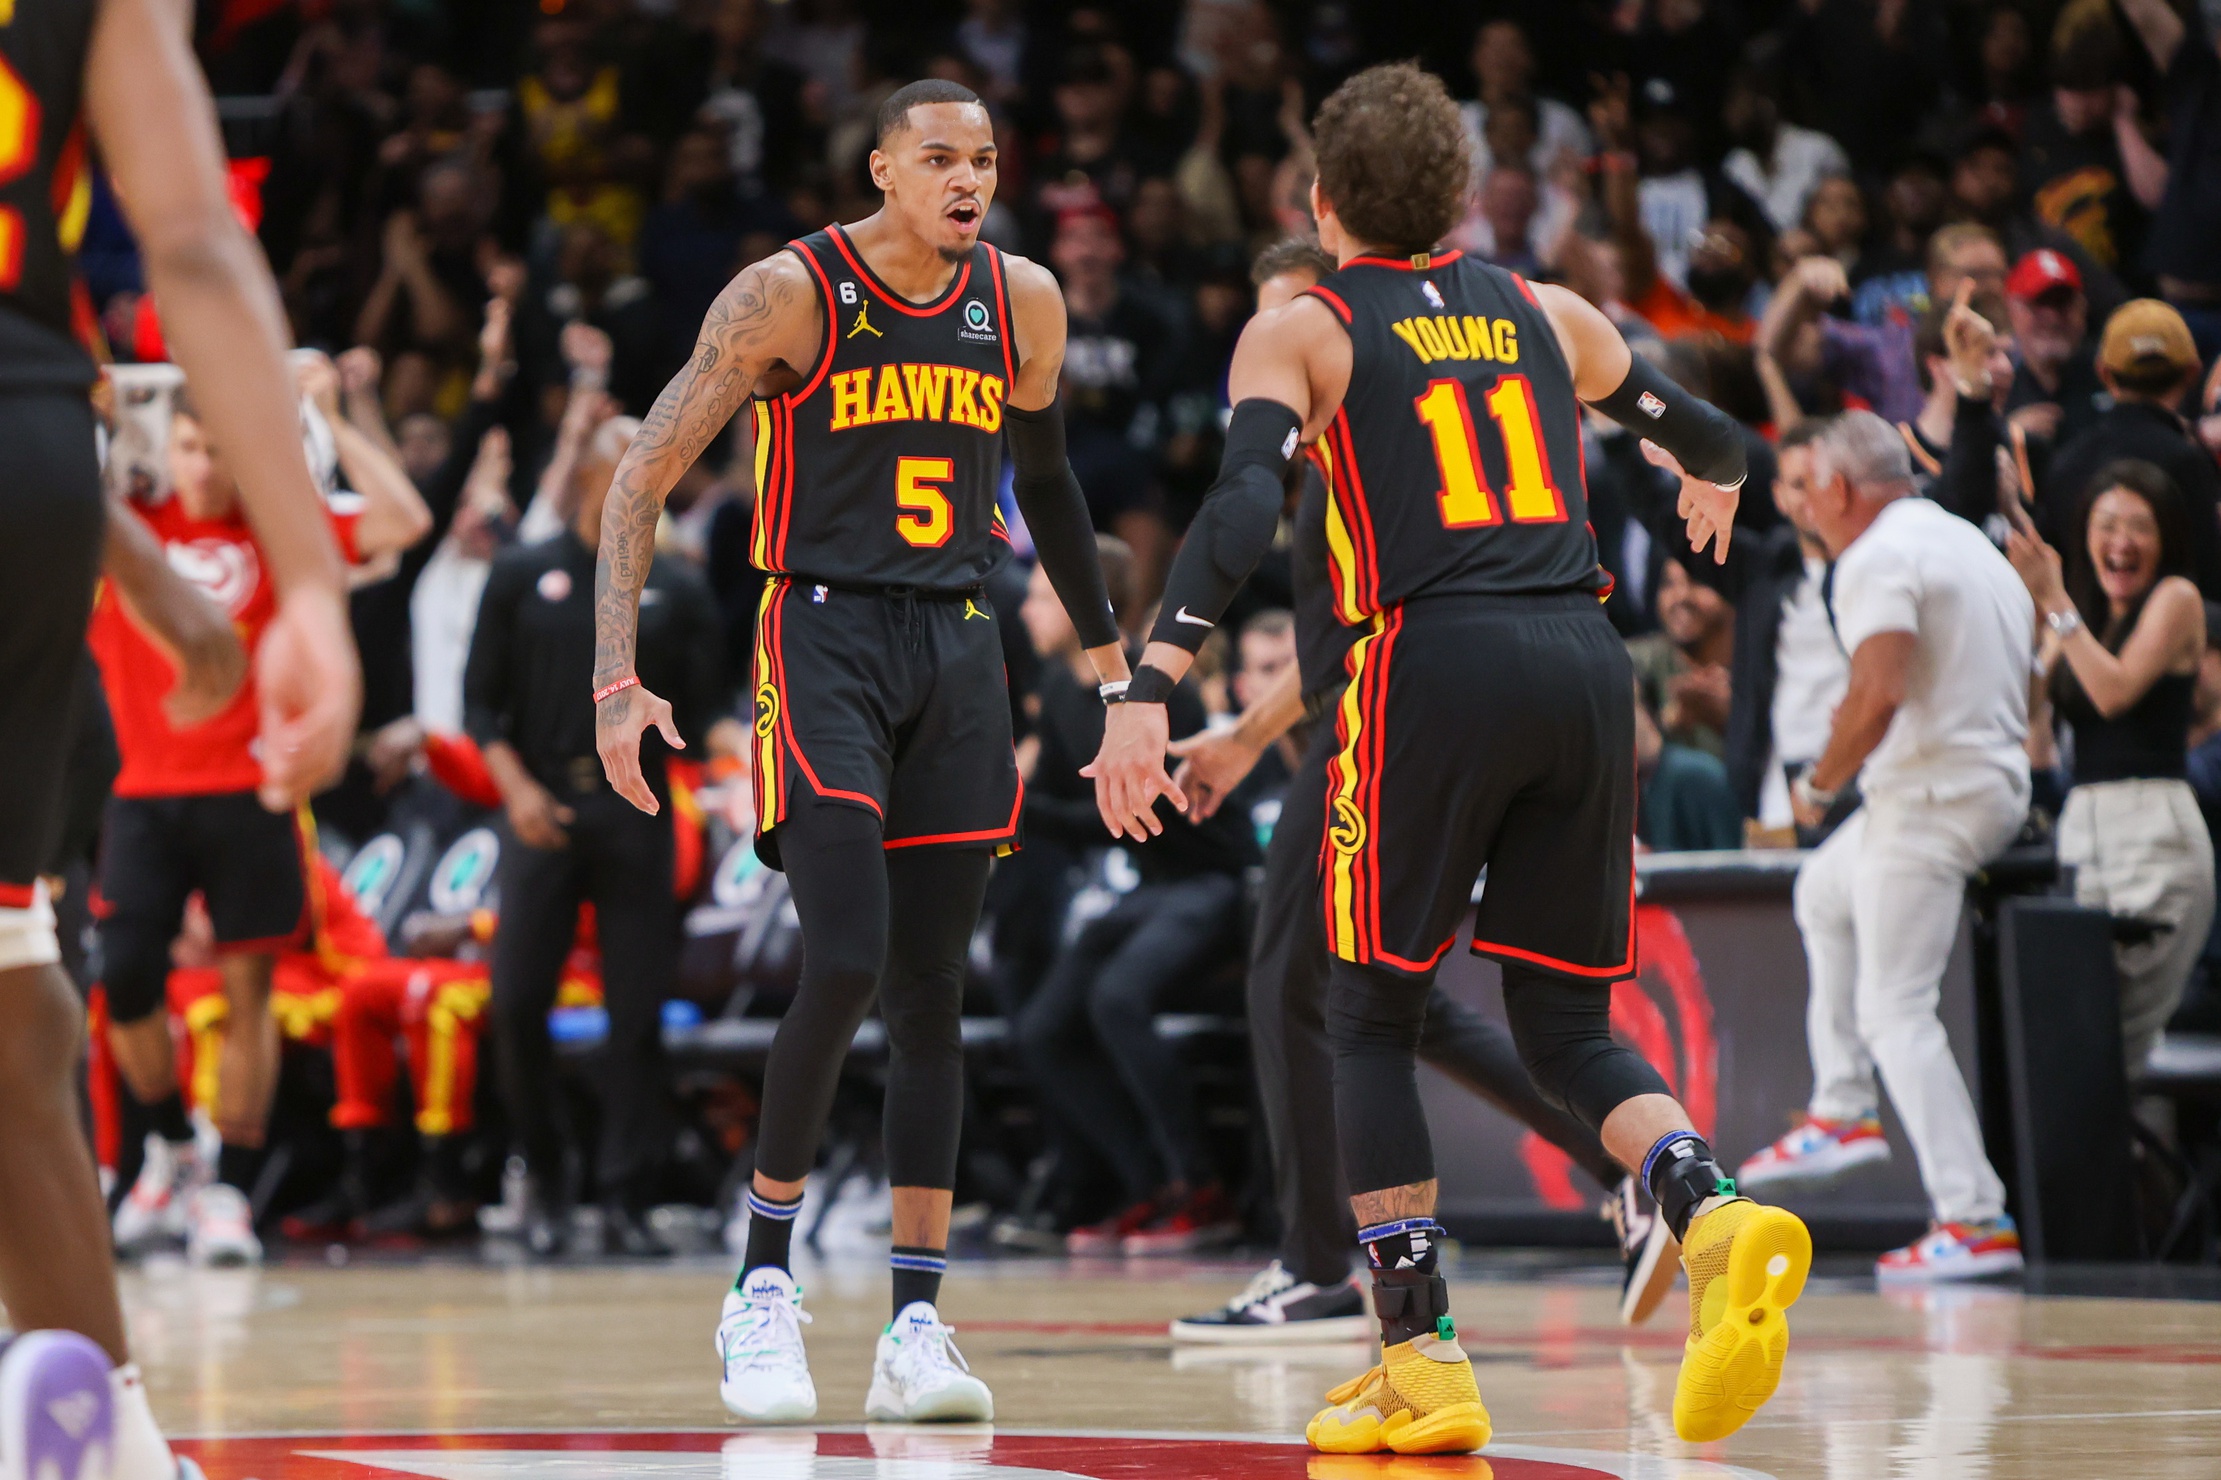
[0,2,361,1477]
[1168,239,1676,1348]
[1091,65,1811,1453]
[593,80,1124,1424]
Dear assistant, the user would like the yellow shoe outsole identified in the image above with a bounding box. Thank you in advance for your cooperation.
[1673,1204,1810,1444]
[1307,1399,1491,1455]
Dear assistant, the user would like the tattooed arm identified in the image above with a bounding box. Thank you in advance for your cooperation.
[594,250,819,813]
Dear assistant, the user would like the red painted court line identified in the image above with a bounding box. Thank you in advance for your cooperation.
[964,1319,2221,1366]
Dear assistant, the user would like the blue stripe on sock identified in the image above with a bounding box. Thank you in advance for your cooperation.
[746,1190,804,1221]
[888,1253,947,1272]
[1355,1217,1440,1245]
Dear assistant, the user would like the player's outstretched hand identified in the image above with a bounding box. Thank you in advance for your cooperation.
[1641,439,1737,564]
[256,587,362,811]
[1167,726,1265,822]
[597,680,684,815]
[1083,702,1188,842]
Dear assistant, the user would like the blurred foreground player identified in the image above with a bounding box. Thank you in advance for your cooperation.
[591,80,1124,1423]
[1169,239,1673,1344]
[0,0,361,1476]
[1089,65,1808,1451]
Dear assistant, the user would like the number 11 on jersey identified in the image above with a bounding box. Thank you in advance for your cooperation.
[1414,374,1567,529]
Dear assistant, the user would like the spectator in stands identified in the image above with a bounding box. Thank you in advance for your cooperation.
[1950,119,2126,318]
[1803,176,1868,279]
[2008,460,2215,1073]
[1847,156,1951,326]
[354,159,497,384]
[2118,0,2221,360]
[1476,164,1542,278]
[1724,422,1852,836]
[667,0,811,194]
[1757,255,1923,430]
[1636,677,1742,853]
[1721,62,1850,237]
[1033,45,1140,230]
[1052,205,1186,586]
[1460,18,1591,177]
[2022,7,2164,285]
[463,415,728,1258]
[1628,554,1734,760]
[1785,0,1946,171]
[1962,2,2041,139]
[515,16,653,248]
[1013,554,1256,1256]
[1752,410,2033,1283]
[2003,248,2107,447]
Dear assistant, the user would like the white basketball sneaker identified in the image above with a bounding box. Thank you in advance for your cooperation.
[864,1302,993,1423]
[716,1268,817,1422]
[113,1137,200,1254]
[184,1185,261,1268]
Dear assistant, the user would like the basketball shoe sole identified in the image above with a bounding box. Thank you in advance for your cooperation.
[0,1330,115,1480]
[1673,1201,1811,1444]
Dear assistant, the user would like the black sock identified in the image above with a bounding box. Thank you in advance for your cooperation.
[890,1246,946,1317]
[1359,1217,1449,1346]
[1642,1131,1735,1242]
[217,1142,266,1196]
[739,1186,803,1281]
[142,1091,194,1145]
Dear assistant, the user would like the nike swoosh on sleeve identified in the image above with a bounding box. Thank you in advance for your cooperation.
[1175,607,1215,627]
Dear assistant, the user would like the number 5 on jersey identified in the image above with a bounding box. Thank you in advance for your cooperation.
[895,456,954,547]
[1414,374,1567,529]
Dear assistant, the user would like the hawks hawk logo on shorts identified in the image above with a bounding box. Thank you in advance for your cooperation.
[1329,795,1368,855]
[753,680,781,739]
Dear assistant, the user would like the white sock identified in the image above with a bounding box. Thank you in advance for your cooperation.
[109,1363,177,1480]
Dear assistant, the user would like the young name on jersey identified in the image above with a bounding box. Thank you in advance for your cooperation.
[1388,314,1522,366]
[826,363,1006,433]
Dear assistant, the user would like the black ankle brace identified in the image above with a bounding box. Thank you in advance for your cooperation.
[1372,1266,1453,1347]
[1643,1131,1736,1242]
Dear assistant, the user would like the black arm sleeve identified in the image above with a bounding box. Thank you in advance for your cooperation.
[1586,353,1748,490]
[1931,392,2003,528]
[1145,398,1302,654]
[1004,403,1120,651]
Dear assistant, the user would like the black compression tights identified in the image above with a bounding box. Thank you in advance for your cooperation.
[1328,957,1672,1194]
[753,797,991,1191]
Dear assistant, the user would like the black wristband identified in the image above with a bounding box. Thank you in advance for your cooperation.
[1124,663,1178,704]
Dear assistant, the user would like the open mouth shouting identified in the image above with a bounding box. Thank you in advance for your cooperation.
[946,198,984,232]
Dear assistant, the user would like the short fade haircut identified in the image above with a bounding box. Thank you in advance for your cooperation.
[1251,236,1335,287]
[1312,63,1472,258]
[876,79,982,147]
[1808,409,1914,492]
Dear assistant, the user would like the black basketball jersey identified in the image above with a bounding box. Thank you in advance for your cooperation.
[0,0,95,392]
[1305,250,1601,619]
[749,225,1016,589]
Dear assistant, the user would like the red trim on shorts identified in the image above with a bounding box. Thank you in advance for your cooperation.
[0,882,35,908]
[1375,937,1456,973]
[1471,842,1639,979]
[884,764,1025,849]
[1307,286,1352,324]
[827,225,973,317]
[767,582,885,819]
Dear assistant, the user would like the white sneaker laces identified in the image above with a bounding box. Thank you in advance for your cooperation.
[722,1294,812,1375]
[1227,1261,1297,1314]
[894,1315,972,1388]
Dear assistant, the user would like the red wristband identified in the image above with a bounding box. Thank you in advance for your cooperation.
[593,675,640,705]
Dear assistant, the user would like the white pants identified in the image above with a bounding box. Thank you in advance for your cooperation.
[1792,777,2026,1225]
[2058,778,2215,1076]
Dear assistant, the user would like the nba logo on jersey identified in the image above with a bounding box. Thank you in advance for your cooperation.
[1422,281,1445,309]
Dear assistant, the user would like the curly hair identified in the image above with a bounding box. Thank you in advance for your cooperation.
[1311,63,1472,258]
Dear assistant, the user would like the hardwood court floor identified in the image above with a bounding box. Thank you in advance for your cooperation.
[115,1250,2221,1479]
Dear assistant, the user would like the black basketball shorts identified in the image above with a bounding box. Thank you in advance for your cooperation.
[98,791,312,1022]
[749,576,1019,865]
[0,393,104,901]
[1319,592,1636,979]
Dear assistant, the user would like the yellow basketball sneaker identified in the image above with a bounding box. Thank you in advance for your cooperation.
[1672,1197,1811,1443]
[1306,1325,1492,1455]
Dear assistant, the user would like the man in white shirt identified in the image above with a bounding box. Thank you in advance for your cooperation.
[1720,66,1851,235]
[1738,411,2033,1284]
[1754,426,1851,830]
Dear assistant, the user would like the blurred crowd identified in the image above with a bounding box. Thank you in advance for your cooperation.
[69,0,2221,1257]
